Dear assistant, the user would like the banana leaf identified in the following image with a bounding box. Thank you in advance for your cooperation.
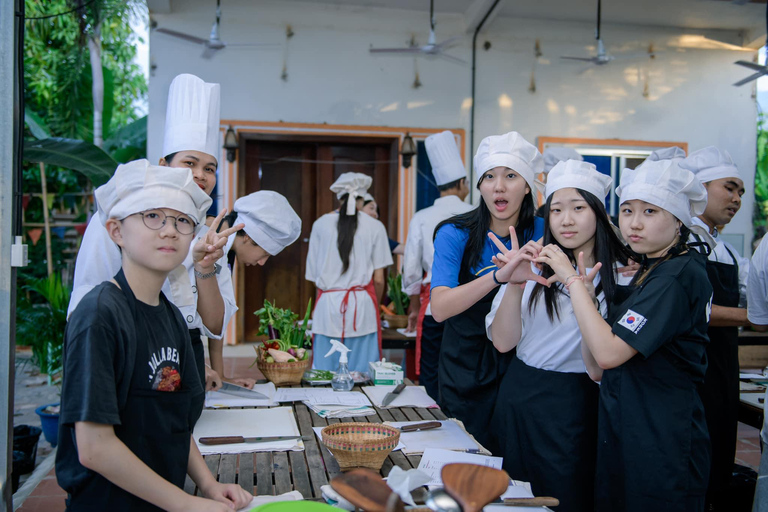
[23,137,118,186]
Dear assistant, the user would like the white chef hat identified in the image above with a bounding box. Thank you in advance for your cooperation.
[95,159,212,230]
[543,147,583,174]
[615,159,707,228]
[643,146,686,164]
[330,172,373,215]
[162,74,221,161]
[362,193,375,203]
[541,160,612,202]
[678,146,742,184]
[233,191,301,256]
[425,131,467,186]
[473,132,542,192]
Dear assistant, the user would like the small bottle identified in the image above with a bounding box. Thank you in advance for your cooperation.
[325,339,354,391]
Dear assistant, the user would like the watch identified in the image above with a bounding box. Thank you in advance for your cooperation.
[195,263,221,280]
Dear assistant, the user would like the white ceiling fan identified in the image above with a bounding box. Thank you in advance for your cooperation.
[561,0,614,66]
[732,3,768,86]
[369,0,465,64]
[154,0,277,59]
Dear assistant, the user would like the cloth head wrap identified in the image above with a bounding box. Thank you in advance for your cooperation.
[542,160,612,202]
[473,132,543,196]
[329,172,373,215]
[233,191,301,256]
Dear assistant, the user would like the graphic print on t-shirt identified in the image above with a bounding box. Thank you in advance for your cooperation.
[147,346,181,392]
[618,309,647,334]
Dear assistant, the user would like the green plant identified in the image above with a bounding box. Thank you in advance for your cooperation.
[386,274,410,315]
[253,298,313,351]
[16,272,70,382]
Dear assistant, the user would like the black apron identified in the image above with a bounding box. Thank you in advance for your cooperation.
[419,315,444,403]
[189,327,206,389]
[596,277,709,512]
[438,272,510,453]
[67,270,202,511]
[697,242,740,511]
[493,356,598,512]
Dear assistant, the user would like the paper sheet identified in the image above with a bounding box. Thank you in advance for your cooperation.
[416,448,503,486]
[362,385,438,409]
[383,420,489,455]
[396,328,416,338]
[741,392,765,410]
[205,383,277,408]
[193,407,304,454]
[312,426,405,452]
[740,372,767,380]
[236,490,304,512]
[274,388,371,406]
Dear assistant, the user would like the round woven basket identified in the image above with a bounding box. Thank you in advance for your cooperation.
[256,355,312,386]
[321,422,400,471]
[383,314,408,329]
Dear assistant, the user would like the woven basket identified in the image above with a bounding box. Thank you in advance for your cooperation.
[321,422,400,471]
[383,314,408,329]
[256,355,312,386]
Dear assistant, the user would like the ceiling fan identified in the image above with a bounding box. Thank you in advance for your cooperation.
[154,0,276,59]
[369,0,465,64]
[561,0,614,66]
[732,2,768,86]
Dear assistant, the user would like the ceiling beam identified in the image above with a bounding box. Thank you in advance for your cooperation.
[463,0,505,34]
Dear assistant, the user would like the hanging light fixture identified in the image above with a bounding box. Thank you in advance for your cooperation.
[400,132,417,168]
[223,125,238,163]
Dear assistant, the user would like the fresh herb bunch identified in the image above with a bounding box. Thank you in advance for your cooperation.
[386,274,410,316]
[253,298,313,351]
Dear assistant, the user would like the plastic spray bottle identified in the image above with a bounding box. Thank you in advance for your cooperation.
[324,339,353,391]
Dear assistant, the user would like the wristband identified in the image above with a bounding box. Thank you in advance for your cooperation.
[564,274,584,290]
[492,268,502,286]
[195,263,222,280]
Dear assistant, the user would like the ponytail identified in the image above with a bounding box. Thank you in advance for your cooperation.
[337,194,359,274]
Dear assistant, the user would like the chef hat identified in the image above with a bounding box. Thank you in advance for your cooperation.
[233,191,301,256]
[95,159,212,229]
[643,146,686,164]
[542,160,613,202]
[615,159,707,228]
[162,74,221,161]
[678,146,742,184]
[543,147,583,174]
[363,193,375,203]
[473,132,542,192]
[425,131,467,186]
[330,172,373,215]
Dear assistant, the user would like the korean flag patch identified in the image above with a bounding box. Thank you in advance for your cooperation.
[618,309,647,334]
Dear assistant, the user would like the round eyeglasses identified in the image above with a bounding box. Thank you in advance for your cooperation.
[130,209,197,235]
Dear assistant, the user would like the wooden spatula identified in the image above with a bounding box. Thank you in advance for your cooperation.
[330,468,405,512]
[441,464,510,512]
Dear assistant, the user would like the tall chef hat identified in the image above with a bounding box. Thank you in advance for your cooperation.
[233,191,301,256]
[425,131,467,186]
[330,172,373,215]
[542,160,613,202]
[473,132,542,192]
[162,74,221,161]
[615,159,708,228]
[95,159,212,230]
[678,146,742,184]
[543,147,583,174]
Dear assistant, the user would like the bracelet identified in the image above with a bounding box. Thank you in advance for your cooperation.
[492,268,502,286]
[564,274,584,290]
[194,263,221,280]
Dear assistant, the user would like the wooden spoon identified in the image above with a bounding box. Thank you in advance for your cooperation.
[441,464,510,512]
[330,468,405,512]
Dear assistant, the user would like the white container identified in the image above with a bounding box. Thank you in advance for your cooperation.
[368,360,404,386]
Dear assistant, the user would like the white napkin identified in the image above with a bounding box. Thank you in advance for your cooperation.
[320,484,356,511]
[236,490,303,512]
[385,466,431,506]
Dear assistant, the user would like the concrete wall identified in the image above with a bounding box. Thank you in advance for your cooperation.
[150,0,759,252]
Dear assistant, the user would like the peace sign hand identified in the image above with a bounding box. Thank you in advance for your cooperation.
[488,226,549,287]
[192,208,245,271]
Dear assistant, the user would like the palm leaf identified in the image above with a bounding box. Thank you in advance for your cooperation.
[23,137,118,186]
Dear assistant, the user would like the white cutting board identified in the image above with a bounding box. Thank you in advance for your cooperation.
[193,407,303,454]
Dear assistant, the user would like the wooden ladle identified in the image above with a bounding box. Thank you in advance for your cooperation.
[441,464,510,512]
[330,468,405,512]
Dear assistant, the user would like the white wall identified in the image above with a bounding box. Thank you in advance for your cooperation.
[150,0,758,251]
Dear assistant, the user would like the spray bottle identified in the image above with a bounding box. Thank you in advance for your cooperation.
[324,339,354,391]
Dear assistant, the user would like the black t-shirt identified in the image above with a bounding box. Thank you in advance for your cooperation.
[56,282,203,495]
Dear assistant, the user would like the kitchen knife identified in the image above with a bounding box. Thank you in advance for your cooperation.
[503,497,560,507]
[199,435,302,445]
[400,421,442,432]
[217,381,269,400]
[381,383,407,406]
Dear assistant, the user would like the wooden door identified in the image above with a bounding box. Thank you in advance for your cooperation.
[240,137,397,343]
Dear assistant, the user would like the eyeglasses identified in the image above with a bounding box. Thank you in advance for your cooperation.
[130,209,197,235]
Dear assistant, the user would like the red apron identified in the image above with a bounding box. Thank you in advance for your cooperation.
[314,279,382,358]
[414,283,431,376]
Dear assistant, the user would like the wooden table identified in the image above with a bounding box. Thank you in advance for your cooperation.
[186,381,447,503]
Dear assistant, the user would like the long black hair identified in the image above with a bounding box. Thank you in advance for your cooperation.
[633,224,696,286]
[218,211,248,270]
[337,194,358,274]
[435,180,536,277]
[529,189,633,321]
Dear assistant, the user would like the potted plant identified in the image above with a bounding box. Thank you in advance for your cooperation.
[252,298,313,386]
[382,274,410,329]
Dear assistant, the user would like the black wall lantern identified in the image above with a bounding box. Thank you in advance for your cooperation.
[400,132,417,168]
[223,125,238,163]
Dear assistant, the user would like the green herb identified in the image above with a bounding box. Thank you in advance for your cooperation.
[303,369,334,381]
[386,274,410,315]
[253,298,313,349]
